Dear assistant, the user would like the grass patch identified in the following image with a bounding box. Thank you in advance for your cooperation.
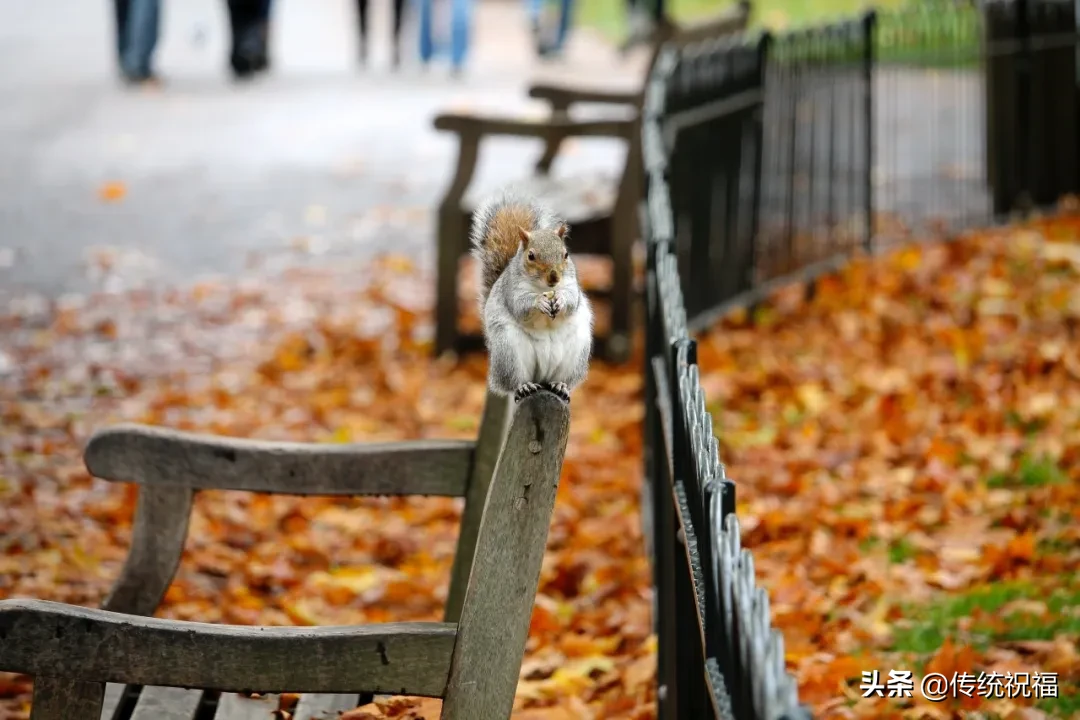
[857,535,918,563]
[890,578,1080,655]
[1005,409,1049,435]
[575,0,899,41]
[576,0,982,71]
[985,454,1067,489]
[1038,692,1080,718]
[888,537,918,564]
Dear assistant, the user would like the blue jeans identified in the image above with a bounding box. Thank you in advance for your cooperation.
[418,0,472,71]
[525,0,573,54]
[117,0,161,78]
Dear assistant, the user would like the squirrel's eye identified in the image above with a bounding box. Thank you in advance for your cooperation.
[527,251,536,261]
[563,250,569,260]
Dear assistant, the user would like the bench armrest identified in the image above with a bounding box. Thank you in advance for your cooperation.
[0,599,455,697]
[85,423,476,497]
[84,425,479,617]
[433,112,636,142]
[527,84,642,110]
[433,112,638,208]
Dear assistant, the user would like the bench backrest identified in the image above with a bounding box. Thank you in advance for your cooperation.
[1,390,570,720]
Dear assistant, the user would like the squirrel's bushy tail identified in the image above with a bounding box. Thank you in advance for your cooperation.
[470,192,560,307]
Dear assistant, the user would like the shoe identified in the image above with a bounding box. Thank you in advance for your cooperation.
[121,70,164,88]
[231,21,269,79]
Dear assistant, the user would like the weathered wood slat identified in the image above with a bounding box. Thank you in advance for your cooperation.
[292,693,361,720]
[85,424,475,497]
[433,114,636,141]
[30,676,103,720]
[444,391,511,623]
[441,391,571,720]
[129,686,202,720]
[103,485,194,617]
[528,83,642,107]
[100,683,125,720]
[0,600,456,696]
[215,692,279,720]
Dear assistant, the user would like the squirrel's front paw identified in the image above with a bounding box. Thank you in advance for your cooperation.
[544,382,571,403]
[548,294,563,317]
[513,383,543,403]
[537,294,556,318]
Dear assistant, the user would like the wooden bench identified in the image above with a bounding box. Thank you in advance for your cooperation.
[431,1,752,365]
[0,390,570,720]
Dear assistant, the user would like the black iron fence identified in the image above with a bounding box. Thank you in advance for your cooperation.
[642,38,811,720]
[640,1,1080,718]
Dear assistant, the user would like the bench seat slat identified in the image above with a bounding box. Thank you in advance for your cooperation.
[215,693,279,720]
[100,683,125,720]
[129,686,203,720]
[1,599,455,697]
[294,693,361,720]
[84,424,475,497]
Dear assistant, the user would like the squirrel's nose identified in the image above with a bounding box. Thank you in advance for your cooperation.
[547,271,559,286]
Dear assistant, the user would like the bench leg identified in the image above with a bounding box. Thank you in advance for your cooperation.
[436,209,467,357]
[608,181,640,364]
[31,677,103,720]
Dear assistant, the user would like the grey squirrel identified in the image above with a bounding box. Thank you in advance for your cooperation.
[471,193,593,404]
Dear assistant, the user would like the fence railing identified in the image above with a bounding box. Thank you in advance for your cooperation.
[642,37,811,720]
[640,1,1080,718]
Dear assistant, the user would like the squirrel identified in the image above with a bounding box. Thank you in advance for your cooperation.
[471,192,593,404]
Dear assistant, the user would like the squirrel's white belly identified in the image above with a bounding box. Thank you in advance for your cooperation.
[519,314,588,384]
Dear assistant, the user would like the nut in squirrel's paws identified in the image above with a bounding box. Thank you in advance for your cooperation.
[540,291,559,319]
[513,383,543,403]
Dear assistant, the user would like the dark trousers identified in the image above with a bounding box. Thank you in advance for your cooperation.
[226,0,271,75]
[356,0,408,61]
[626,0,665,22]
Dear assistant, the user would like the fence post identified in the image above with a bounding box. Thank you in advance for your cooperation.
[748,32,772,297]
[646,244,681,720]
[862,10,876,254]
[1016,0,1033,211]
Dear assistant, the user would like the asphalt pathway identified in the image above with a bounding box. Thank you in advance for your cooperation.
[0,0,645,301]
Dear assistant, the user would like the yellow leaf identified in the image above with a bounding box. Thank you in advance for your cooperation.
[328,426,352,444]
[98,181,127,202]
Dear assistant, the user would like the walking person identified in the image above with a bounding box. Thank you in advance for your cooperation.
[355,0,409,67]
[525,0,574,58]
[113,0,164,85]
[417,0,473,75]
[226,0,272,79]
[619,0,670,54]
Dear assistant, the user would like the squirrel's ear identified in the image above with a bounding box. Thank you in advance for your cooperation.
[556,223,568,239]
[518,227,531,248]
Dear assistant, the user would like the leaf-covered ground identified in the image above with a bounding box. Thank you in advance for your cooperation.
[1,216,1079,719]
[701,214,1080,719]
[0,256,653,720]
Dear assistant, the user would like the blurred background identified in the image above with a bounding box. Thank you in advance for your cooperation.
[0,0,658,301]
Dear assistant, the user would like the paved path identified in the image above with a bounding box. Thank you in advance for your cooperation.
[0,0,646,300]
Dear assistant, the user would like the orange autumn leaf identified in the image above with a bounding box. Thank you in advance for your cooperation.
[97,180,127,202]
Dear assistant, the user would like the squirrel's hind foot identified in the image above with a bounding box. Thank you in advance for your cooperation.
[513,383,543,403]
[544,382,571,404]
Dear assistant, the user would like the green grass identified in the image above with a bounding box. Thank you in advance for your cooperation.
[889,578,1080,655]
[858,535,919,563]
[576,0,982,69]
[1038,692,1080,718]
[888,537,918,564]
[985,454,1068,489]
[576,0,896,39]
